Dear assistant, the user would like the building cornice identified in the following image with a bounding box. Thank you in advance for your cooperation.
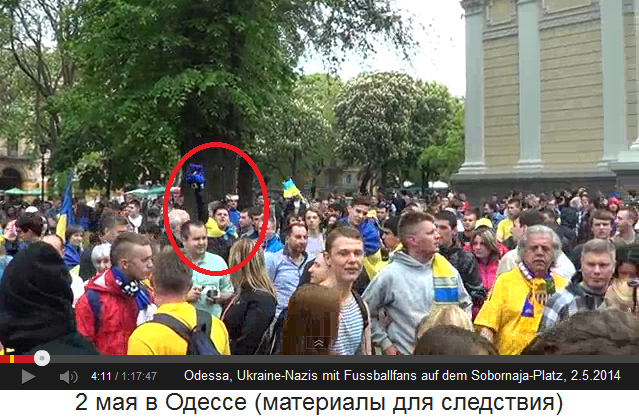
[484,0,601,40]
[461,0,485,16]
[539,1,600,31]
[623,0,634,14]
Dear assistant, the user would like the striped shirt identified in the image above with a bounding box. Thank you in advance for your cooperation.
[332,296,364,355]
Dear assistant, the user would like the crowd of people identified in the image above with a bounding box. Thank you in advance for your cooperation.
[0,185,638,356]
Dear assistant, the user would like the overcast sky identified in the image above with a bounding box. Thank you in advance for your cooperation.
[299,0,466,97]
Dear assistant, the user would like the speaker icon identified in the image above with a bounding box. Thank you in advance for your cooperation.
[60,371,78,384]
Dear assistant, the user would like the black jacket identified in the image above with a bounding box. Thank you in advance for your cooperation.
[223,287,277,355]
[79,242,98,281]
[438,239,486,303]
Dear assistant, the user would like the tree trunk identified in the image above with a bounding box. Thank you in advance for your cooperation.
[290,151,298,186]
[237,157,253,209]
[180,99,238,214]
[106,159,112,199]
[420,166,426,197]
[380,165,388,191]
[359,167,373,195]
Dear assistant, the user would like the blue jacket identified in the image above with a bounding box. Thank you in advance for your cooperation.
[339,217,382,256]
[263,236,285,254]
[229,208,241,229]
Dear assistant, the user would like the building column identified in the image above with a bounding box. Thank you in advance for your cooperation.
[515,0,543,171]
[610,0,639,192]
[458,0,486,174]
[599,0,628,167]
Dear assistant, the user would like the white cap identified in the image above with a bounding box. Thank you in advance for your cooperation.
[25,206,38,213]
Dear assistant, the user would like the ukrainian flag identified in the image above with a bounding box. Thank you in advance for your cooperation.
[283,178,301,198]
[56,171,75,241]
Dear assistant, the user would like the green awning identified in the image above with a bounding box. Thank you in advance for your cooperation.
[4,188,26,195]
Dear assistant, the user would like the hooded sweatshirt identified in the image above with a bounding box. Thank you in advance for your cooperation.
[362,250,472,355]
[0,242,95,355]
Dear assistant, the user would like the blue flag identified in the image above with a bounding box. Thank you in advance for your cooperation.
[56,171,75,241]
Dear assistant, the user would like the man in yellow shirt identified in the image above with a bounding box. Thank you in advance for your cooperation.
[128,248,230,355]
[496,198,521,245]
[475,225,568,355]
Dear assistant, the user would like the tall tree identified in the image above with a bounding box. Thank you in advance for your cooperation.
[57,0,416,208]
[417,85,464,185]
[335,71,423,193]
[0,0,82,166]
[249,73,340,195]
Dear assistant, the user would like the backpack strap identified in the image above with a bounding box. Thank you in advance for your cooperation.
[194,309,213,335]
[86,289,102,332]
[151,313,193,344]
[194,309,221,355]
[352,292,369,330]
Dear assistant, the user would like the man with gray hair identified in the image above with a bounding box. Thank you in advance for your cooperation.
[161,209,190,249]
[538,239,616,333]
[497,210,576,280]
[475,225,569,355]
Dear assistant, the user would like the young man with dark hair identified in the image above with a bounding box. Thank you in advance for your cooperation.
[324,226,372,355]
[496,198,521,244]
[238,208,254,237]
[460,208,480,250]
[127,248,231,355]
[436,210,484,312]
[79,215,129,281]
[364,212,472,355]
[181,221,234,319]
[125,199,143,233]
[247,206,263,240]
[614,207,639,246]
[205,202,238,262]
[76,232,155,355]
[266,223,309,317]
[4,212,45,257]
[337,196,383,280]
[569,209,615,271]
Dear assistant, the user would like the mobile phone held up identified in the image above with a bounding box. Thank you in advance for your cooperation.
[186,164,206,190]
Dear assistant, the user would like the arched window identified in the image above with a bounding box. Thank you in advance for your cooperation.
[0,168,23,191]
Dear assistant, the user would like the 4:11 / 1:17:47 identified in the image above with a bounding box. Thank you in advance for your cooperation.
[91,372,157,381]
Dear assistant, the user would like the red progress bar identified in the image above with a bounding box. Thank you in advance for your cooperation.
[0,355,35,363]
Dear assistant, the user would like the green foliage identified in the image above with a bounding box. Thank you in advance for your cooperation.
[248,73,340,186]
[0,51,35,149]
[417,83,464,181]
[335,71,423,189]
[52,0,416,194]
[335,72,464,190]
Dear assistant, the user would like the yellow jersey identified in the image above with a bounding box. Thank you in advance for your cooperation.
[474,267,568,355]
[127,302,231,355]
[496,218,514,242]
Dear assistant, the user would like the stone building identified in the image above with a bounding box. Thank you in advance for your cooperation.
[452,0,639,201]
[0,138,42,193]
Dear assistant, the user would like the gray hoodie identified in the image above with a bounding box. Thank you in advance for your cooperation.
[362,251,472,355]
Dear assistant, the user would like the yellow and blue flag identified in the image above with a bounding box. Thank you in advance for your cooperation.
[56,171,75,241]
[283,178,301,198]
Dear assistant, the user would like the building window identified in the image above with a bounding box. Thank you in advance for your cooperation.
[342,174,352,185]
[7,139,18,157]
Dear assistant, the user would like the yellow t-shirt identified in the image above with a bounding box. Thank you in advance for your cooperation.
[496,218,514,242]
[474,267,568,355]
[127,302,231,355]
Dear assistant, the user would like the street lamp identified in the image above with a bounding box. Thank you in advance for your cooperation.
[39,143,47,203]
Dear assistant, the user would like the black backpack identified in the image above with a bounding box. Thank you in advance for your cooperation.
[151,309,221,355]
